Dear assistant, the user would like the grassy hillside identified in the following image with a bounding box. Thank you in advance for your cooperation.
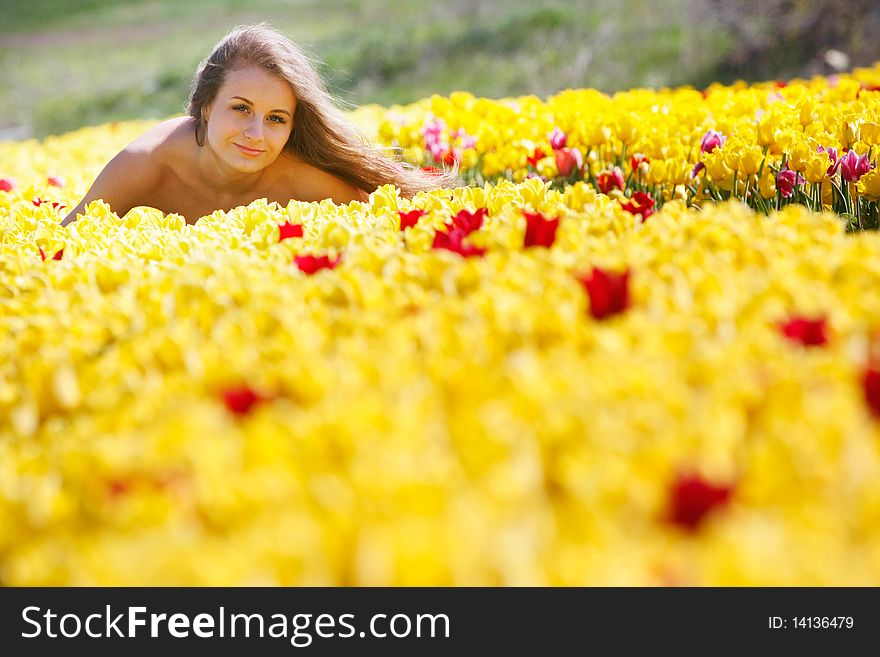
[0,0,877,140]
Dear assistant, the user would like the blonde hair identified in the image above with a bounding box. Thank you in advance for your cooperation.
[187,24,456,198]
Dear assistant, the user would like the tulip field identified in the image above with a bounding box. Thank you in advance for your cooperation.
[3,63,880,586]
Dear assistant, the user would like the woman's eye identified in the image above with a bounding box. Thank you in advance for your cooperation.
[269,115,287,124]
[233,105,249,113]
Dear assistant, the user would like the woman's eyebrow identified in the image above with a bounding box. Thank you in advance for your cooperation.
[230,96,292,116]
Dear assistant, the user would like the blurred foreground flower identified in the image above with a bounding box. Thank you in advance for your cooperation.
[668,473,734,532]
[522,210,559,248]
[295,253,342,274]
[577,267,631,320]
[780,315,829,346]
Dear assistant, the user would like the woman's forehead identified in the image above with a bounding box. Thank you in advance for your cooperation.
[219,64,295,109]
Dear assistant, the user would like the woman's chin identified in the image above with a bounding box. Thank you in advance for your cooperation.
[227,158,267,174]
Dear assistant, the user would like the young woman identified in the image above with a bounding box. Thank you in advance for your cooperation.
[61,24,453,227]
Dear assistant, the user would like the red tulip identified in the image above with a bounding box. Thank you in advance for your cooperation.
[278,221,304,241]
[620,191,655,221]
[0,178,14,192]
[630,152,650,172]
[398,209,427,230]
[432,228,486,258]
[47,175,65,187]
[554,147,583,178]
[597,167,625,194]
[450,207,487,235]
[780,315,828,346]
[522,210,560,248]
[222,386,264,416]
[294,253,341,274]
[576,267,631,319]
[668,472,733,531]
[527,147,547,167]
[33,197,66,211]
[442,149,461,167]
[38,245,63,261]
[106,478,132,498]
[863,366,880,418]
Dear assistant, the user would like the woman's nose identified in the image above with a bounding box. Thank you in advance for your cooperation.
[243,117,264,140]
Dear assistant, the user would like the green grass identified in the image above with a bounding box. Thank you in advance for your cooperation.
[0,0,733,139]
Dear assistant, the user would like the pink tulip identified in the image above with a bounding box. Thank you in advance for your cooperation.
[700,130,725,154]
[836,149,874,183]
[548,127,568,150]
[817,146,839,176]
[776,166,805,198]
[452,128,477,150]
[421,117,446,140]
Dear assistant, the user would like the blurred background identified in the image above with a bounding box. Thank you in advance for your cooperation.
[0,0,878,140]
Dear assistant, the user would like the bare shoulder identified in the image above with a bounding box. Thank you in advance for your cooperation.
[101,116,193,179]
[129,116,195,161]
[60,118,192,226]
[118,116,200,193]
[280,154,370,205]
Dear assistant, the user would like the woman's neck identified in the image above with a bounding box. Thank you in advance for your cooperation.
[195,142,265,196]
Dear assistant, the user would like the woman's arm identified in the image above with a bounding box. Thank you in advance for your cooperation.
[61,147,161,227]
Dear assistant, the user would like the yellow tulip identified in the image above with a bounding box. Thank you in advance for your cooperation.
[3,65,880,586]
[786,142,812,172]
[743,148,765,176]
[704,151,732,181]
[857,169,880,201]
[647,159,668,185]
[860,121,880,147]
[839,116,864,148]
[796,99,818,127]
[758,170,777,198]
[803,153,831,184]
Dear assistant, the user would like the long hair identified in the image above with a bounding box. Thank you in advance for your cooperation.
[187,24,457,198]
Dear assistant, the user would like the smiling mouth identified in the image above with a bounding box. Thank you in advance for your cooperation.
[234,143,264,157]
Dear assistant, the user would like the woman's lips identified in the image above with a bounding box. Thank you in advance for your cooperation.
[235,143,264,157]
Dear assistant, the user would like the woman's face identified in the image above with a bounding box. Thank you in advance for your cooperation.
[203,64,296,174]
